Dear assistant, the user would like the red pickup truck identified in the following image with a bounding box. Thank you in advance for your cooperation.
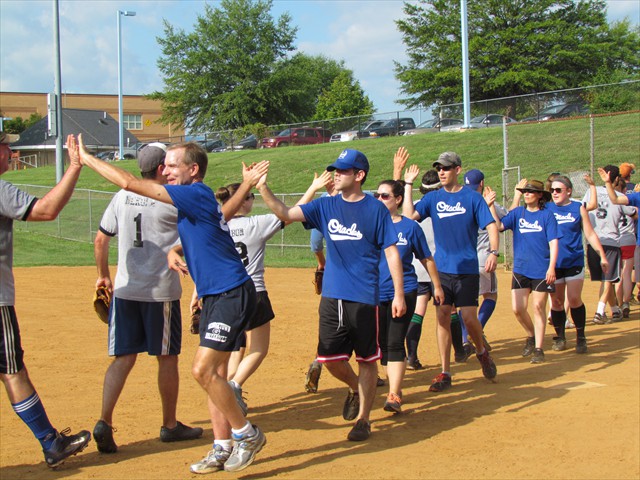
[260,127,332,148]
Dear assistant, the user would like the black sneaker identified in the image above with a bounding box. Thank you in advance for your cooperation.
[43,428,91,468]
[342,389,360,421]
[406,358,423,370]
[482,335,493,352]
[428,373,452,392]
[530,348,545,364]
[93,420,117,453]
[477,350,497,380]
[305,360,322,393]
[376,376,386,387]
[576,337,588,354]
[455,343,475,363]
[522,337,535,357]
[347,419,371,441]
[160,421,204,443]
[552,337,567,351]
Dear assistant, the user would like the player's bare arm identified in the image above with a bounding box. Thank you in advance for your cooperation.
[546,239,558,285]
[77,133,172,204]
[257,176,307,223]
[392,146,409,181]
[485,222,499,273]
[26,134,83,221]
[421,257,444,305]
[384,244,406,318]
[598,167,629,205]
[220,160,270,221]
[583,174,598,211]
[94,230,113,293]
[402,164,421,220]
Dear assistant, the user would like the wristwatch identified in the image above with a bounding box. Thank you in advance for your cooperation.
[489,249,500,257]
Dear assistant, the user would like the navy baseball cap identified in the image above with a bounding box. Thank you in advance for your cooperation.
[327,149,369,173]
[464,169,484,191]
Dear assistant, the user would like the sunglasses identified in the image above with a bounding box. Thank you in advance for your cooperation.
[435,165,455,172]
[373,192,393,200]
[245,193,255,201]
[521,189,539,194]
[550,188,565,193]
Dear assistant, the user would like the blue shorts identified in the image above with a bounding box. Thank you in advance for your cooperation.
[199,279,256,352]
[109,298,182,356]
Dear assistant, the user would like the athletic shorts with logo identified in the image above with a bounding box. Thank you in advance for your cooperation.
[233,290,275,350]
[199,279,257,352]
[511,272,556,293]
[317,297,380,363]
[109,298,182,356]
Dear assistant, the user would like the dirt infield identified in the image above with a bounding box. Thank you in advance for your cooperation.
[1,266,638,479]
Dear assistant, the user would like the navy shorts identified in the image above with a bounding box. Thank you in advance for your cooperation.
[199,279,256,352]
[511,273,556,293]
[0,306,25,374]
[233,290,275,350]
[438,273,480,307]
[317,297,380,363]
[417,281,432,297]
[109,298,182,356]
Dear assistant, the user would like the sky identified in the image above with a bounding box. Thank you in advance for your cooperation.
[1,0,639,116]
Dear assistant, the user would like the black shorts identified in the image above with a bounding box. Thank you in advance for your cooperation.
[0,306,24,374]
[199,279,257,352]
[110,298,182,356]
[317,298,380,363]
[233,290,275,350]
[587,244,620,282]
[438,273,479,307]
[512,272,556,293]
[379,291,418,364]
[417,282,432,297]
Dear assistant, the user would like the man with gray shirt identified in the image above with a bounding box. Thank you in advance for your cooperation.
[92,143,202,453]
[0,132,91,467]
[581,165,635,323]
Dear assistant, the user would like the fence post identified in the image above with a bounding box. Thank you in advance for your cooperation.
[589,115,595,178]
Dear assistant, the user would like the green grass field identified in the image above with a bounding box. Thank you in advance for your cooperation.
[7,112,639,267]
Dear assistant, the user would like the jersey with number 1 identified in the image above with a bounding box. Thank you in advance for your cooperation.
[100,190,182,301]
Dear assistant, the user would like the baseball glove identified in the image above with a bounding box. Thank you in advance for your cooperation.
[190,307,201,335]
[313,268,324,296]
[93,286,111,324]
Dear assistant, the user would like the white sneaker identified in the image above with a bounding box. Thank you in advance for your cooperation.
[224,425,266,472]
[190,445,230,474]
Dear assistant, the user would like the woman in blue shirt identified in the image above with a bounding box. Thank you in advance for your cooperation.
[376,180,443,414]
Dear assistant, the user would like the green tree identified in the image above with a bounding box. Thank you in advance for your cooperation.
[313,70,375,120]
[149,0,297,132]
[395,0,640,109]
[2,113,43,134]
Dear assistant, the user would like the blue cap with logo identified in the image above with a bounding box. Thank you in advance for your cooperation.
[464,169,484,191]
[327,149,370,173]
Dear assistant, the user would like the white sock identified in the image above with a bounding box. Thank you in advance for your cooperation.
[597,302,606,315]
[214,439,232,451]
[232,421,254,439]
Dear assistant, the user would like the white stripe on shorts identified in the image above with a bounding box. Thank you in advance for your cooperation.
[1,306,18,374]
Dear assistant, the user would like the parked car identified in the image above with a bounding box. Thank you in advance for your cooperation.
[199,138,226,152]
[329,120,385,142]
[230,134,258,150]
[363,117,416,138]
[521,103,589,122]
[96,151,116,161]
[399,118,464,136]
[260,127,332,148]
[467,114,518,128]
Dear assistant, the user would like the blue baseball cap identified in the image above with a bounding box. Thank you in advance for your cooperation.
[327,149,370,173]
[464,169,484,191]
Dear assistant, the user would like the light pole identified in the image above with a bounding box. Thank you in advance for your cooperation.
[117,10,136,160]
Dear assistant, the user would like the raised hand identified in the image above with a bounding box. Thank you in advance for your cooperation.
[243,160,270,187]
[597,167,610,183]
[483,186,496,206]
[66,134,81,168]
[404,164,420,184]
[393,146,409,180]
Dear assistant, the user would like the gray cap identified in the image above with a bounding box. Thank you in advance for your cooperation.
[137,142,167,173]
[432,151,462,168]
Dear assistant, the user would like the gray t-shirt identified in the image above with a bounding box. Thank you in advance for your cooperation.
[411,216,435,283]
[99,190,181,301]
[227,214,284,292]
[582,186,635,247]
[477,202,507,266]
[0,180,37,306]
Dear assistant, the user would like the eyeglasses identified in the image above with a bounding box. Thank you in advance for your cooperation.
[245,193,255,201]
[550,188,565,193]
[435,165,454,172]
[373,192,393,200]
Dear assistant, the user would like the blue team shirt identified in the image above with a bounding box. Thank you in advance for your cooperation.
[165,182,250,296]
[300,194,397,305]
[627,192,640,246]
[501,207,559,279]
[414,187,494,274]
[379,216,431,302]
[547,200,584,268]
